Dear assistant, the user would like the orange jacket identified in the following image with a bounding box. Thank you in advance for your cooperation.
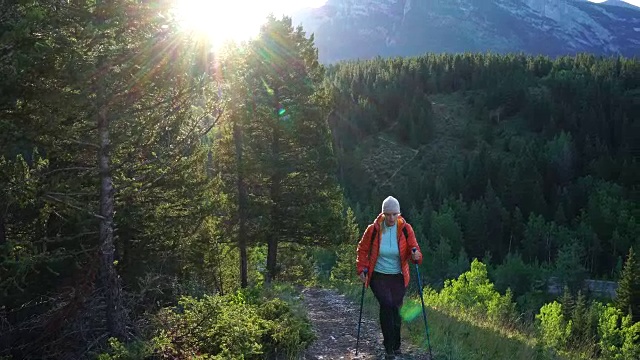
[356,214,423,288]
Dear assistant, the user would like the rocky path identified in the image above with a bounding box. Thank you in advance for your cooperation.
[301,287,431,360]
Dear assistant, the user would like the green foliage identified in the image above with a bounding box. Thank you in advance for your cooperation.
[425,236,453,288]
[554,241,588,293]
[312,246,338,282]
[276,244,316,285]
[535,296,640,358]
[522,214,553,263]
[569,291,599,353]
[597,303,640,360]
[339,279,555,360]
[536,301,572,351]
[544,288,599,355]
[429,204,464,257]
[154,294,264,358]
[144,291,314,359]
[616,247,640,324]
[211,16,343,286]
[329,207,361,284]
[96,338,151,360]
[0,153,51,306]
[582,179,639,275]
[545,131,575,186]
[492,253,531,297]
[257,297,315,358]
[426,259,517,326]
[330,240,357,285]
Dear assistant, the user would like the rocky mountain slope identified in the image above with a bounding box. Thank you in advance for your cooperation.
[291,0,640,63]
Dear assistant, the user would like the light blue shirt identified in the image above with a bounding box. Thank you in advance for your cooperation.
[374,223,401,274]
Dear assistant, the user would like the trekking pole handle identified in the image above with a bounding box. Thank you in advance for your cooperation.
[360,268,368,282]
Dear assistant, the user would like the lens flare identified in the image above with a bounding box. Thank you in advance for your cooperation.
[400,301,422,322]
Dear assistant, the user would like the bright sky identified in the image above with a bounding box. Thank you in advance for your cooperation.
[173,0,328,48]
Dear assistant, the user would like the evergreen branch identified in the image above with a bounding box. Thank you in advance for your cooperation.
[41,167,96,176]
[111,156,158,173]
[44,194,105,220]
[125,89,193,115]
[47,192,95,197]
[32,232,99,245]
[68,140,99,149]
[199,104,226,136]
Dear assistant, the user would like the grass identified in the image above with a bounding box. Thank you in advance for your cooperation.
[402,296,564,360]
[333,281,565,360]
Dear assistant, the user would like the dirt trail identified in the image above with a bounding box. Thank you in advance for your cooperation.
[301,287,431,360]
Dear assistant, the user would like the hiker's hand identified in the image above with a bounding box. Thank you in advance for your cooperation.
[359,271,367,283]
[411,249,421,262]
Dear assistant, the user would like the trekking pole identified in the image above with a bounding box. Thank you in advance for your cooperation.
[412,248,433,358]
[355,268,368,356]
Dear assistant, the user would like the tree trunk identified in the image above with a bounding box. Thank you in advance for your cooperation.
[97,108,126,340]
[234,121,248,288]
[265,90,282,284]
[265,205,279,284]
[0,205,6,247]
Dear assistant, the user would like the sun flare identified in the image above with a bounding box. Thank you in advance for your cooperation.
[172,0,328,49]
[172,0,261,48]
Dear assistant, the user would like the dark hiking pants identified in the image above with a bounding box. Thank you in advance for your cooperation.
[369,272,405,354]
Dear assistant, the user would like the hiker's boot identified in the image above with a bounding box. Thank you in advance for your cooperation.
[384,348,396,360]
[393,349,402,359]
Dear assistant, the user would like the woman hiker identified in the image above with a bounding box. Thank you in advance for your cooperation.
[356,196,423,359]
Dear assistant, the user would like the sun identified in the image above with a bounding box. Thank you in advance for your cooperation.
[172,0,264,48]
[172,0,328,49]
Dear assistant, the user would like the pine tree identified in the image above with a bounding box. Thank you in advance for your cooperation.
[465,200,488,260]
[229,16,342,283]
[485,181,506,260]
[421,196,433,238]
[214,45,256,288]
[616,247,640,323]
[570,291,590,346]
[560,286,574,322]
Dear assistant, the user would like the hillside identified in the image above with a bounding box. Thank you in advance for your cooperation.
[326,53,639,279]
[353,93,473,192]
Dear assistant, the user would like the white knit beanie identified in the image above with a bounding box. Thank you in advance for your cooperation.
[381,196,400,214]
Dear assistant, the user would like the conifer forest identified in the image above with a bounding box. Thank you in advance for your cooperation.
[0,1,638,359]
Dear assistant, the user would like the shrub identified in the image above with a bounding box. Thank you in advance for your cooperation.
[429,259,517,325]
[96,338,152,360]
[98,289,315,360]
[597,303,640,360]
[258,298,316,358]
[154,293,265,358]
[536,301,572,351]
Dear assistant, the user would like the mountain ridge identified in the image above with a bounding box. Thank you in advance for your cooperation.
[291,0,640,63]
